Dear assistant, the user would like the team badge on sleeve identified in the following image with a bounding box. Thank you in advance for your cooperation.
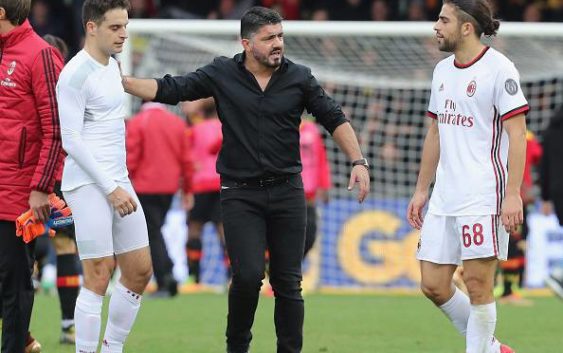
[504,79,518,95]
[466,80,476,97]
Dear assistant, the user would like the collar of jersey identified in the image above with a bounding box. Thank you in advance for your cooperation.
[454,46,490,69]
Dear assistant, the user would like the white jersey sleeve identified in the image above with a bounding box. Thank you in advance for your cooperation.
[57,79,118,195]
[494,62,529,120]
[427,66,439,119]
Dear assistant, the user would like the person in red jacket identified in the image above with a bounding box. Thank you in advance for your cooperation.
[180,98,227,287]
[126,102,192,297]
[0,1,64,352]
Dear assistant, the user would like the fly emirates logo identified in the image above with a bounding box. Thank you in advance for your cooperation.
[438,99,474,128]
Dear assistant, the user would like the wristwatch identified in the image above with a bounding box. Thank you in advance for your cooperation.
[351,158,370,171]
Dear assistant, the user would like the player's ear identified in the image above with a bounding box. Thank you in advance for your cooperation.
[461,22,472,37]
[241,38,251,51]
[0,7,6,20]
[85,20,97,35]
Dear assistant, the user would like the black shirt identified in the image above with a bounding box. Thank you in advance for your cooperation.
[155,52,348,180]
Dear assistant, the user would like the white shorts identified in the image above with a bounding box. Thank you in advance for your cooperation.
[416,213,508,265]
[63,182,149,260]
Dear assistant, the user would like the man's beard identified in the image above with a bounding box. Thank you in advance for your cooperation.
[253,48,282,68]
[438,33,461,52]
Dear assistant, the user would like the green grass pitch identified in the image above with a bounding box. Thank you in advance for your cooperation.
[31,293,561,352]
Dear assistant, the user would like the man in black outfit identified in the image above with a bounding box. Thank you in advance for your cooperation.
[541,106,563,299]
[122,7,370,353]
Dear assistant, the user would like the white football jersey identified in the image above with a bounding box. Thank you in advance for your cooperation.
[426,47,529,216]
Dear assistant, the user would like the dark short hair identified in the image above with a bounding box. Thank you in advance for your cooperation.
[82,0,130,30]
[240,6,283,39]
[444,0,500,36]
[0,0,31,26]
[43,34,69,60]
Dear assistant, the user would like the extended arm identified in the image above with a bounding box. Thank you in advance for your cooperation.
[122,64,214,105]
[122,76,158,101]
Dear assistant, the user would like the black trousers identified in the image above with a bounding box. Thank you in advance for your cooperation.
[552,193,563,226]
[304,204,317,257]
[0,221,35,353]
[220,174,306,353]
[137,194,175,290]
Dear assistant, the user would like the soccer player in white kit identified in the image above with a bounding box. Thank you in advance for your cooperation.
[56,1,152,353]
[407,1,528,353]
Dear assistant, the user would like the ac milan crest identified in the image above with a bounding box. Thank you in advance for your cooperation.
[7,61,16,75]
[466,80,476,97]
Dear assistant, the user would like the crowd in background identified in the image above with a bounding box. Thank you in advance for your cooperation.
[32,0,563,57]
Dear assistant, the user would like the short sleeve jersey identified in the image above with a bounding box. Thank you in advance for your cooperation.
[426,47,529,216]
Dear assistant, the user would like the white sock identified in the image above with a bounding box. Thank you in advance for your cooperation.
[466,302,497,353]
[75,287,104,353]
[100,281,143,353]
[439,287,471,336]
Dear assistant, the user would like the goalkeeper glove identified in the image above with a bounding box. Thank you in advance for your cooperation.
[15,193,74,243]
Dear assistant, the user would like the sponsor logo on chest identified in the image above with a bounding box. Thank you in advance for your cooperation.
[1,61,18,88]
[437,99,475,128]
[0,77,16,88]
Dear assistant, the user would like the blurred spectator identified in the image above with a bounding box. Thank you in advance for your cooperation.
[300,119,331,257]
[424,0,441,20]
[43,33,69,60]
[498,0,528,21]
[130,0,157,18]
[407,0,426,21]
[540,106,563,224]
[329,0,371,21]
[545,0,563,21]
[159,0,219,19]
[523,2,543,22]
[29,0,66,40]
[540,106,563,299]
[370,0,389,21]
[24,0,563,44]
[311,7,330,20]
[126,103,192,298]
[257,0,302,20]
[179,98,228,287]
[208,0,255,19]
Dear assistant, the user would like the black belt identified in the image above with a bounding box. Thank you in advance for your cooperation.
[221,175,295,188]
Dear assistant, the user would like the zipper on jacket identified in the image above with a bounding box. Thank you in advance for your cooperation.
[18,127,27,168]
[0,40,4,65]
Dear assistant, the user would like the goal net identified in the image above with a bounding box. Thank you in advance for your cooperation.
[123,20,563,291]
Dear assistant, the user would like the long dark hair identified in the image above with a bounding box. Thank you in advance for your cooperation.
[444,0,500,37]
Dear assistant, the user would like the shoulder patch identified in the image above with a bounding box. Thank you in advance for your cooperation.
[504,79,519,96]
